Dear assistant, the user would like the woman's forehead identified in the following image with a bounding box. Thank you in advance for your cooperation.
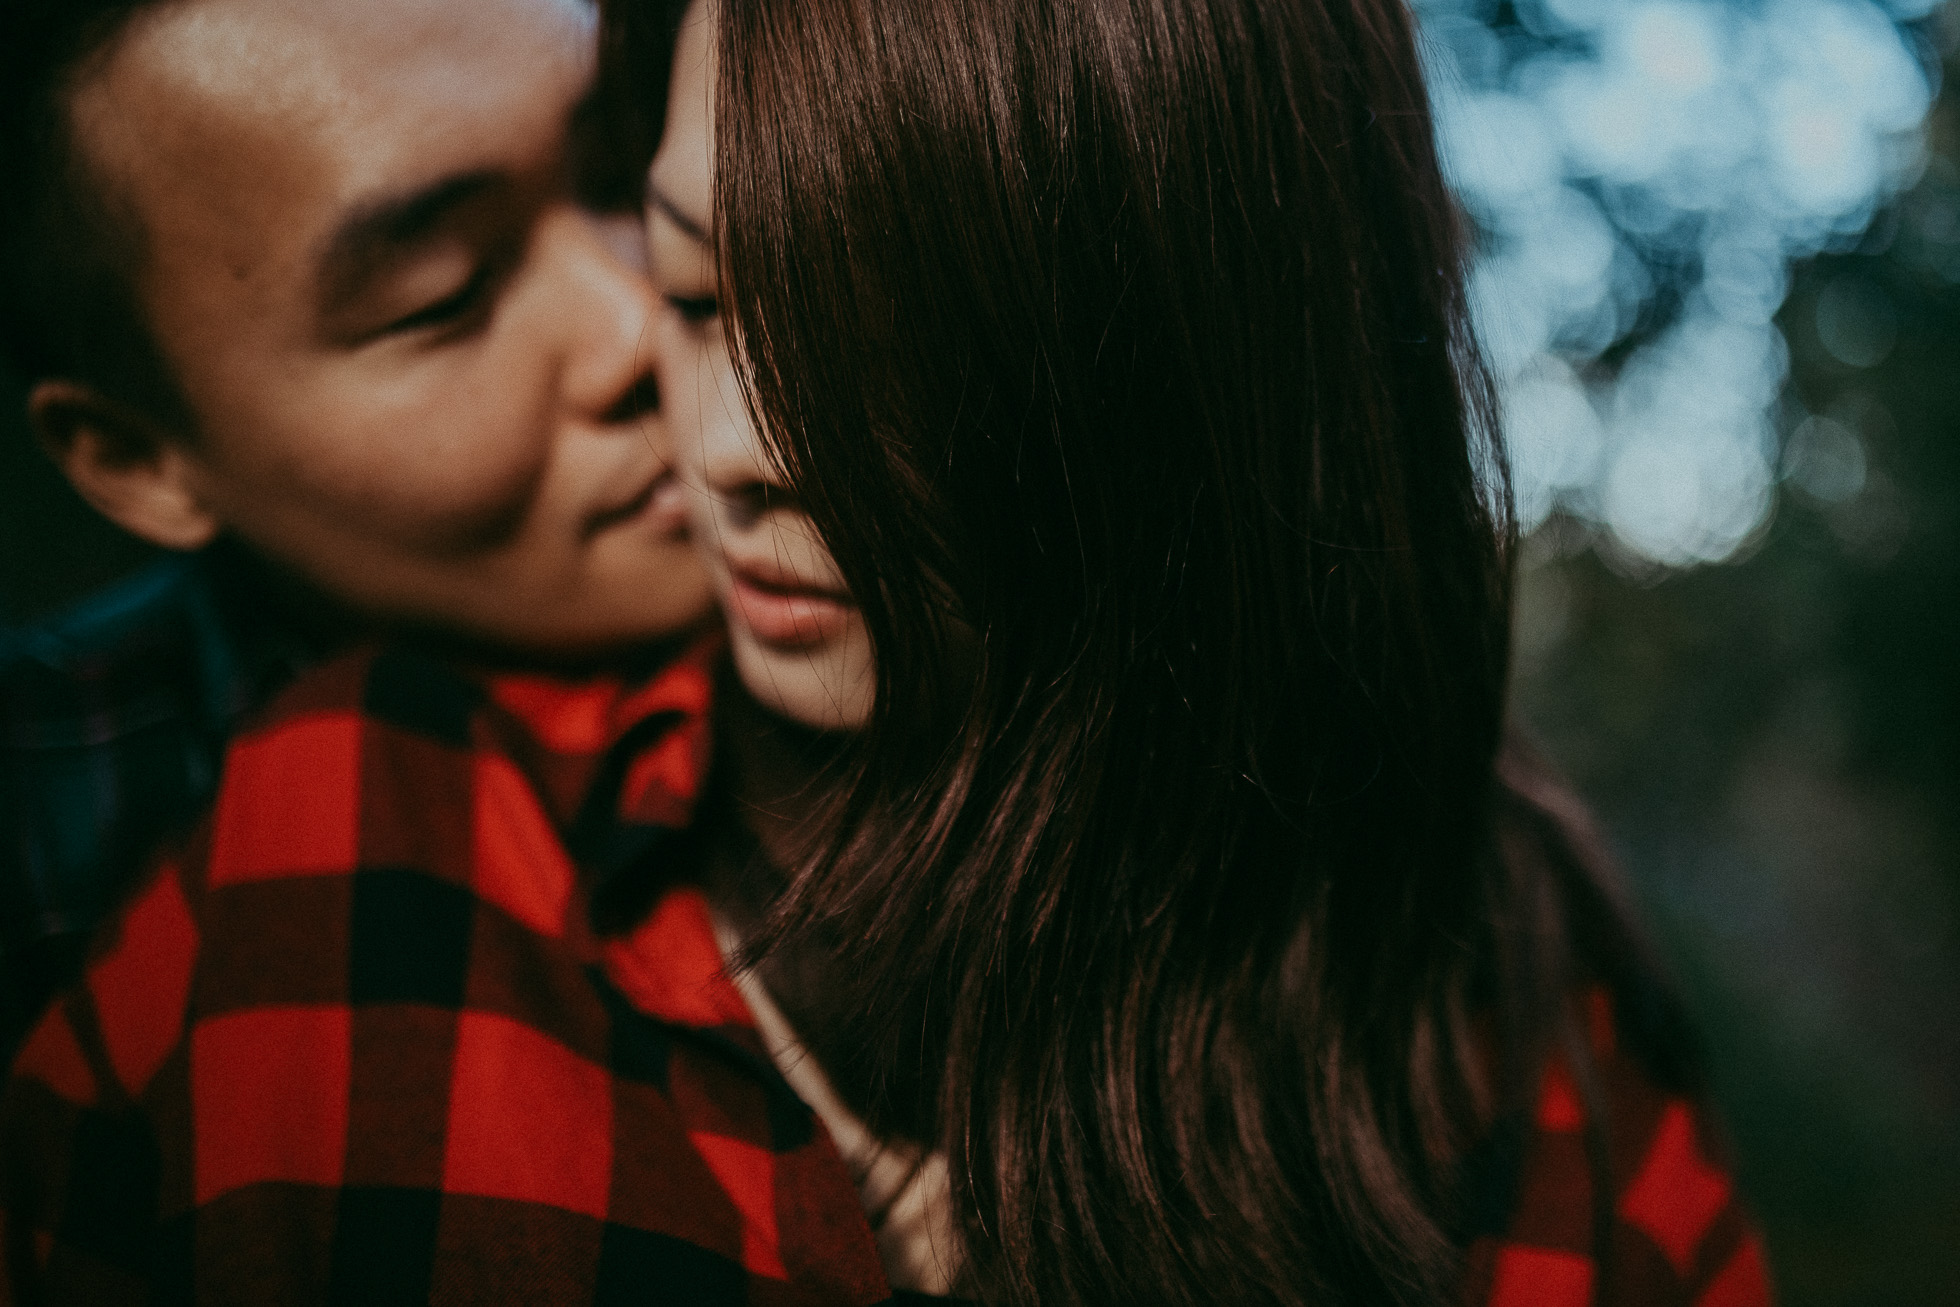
[648,0,716,230]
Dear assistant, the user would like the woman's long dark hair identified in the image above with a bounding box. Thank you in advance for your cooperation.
[625,0,1696,1301]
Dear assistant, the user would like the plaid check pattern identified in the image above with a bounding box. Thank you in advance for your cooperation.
[1,550,315,1056]
[1459,992,1773,1307]
[1,638,898,1304]
[1,629,1770,1304]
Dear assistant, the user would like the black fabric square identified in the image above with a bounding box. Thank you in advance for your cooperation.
[59,1111,160,1271]
[595,972,673,1086]
[350,870,474,1008]
[1451,1111,1527,1240]
[592,1223,747,1304]
[328,1186,440,1305]
[582,824,690,931]
[147,1211,194,1307]
[362,650,481,746]
[762,1077,817,1153]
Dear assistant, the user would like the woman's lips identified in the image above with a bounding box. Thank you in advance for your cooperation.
[725,565,856,648]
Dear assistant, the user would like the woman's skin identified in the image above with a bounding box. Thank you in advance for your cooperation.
[644,1,872,733]
[642,8,960,1291]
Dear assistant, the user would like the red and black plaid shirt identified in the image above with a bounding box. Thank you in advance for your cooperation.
[1458,991,1772,1307]
[1,639,1769,1304]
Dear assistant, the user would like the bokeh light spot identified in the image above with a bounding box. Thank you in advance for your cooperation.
[1415,0,1943,567]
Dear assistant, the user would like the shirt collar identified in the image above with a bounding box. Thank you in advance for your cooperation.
[470,632,750,1034]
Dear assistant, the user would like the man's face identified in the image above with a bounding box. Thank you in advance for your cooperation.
[71,0,712,656]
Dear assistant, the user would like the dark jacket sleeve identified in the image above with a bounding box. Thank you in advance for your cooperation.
[2,856,199,1305]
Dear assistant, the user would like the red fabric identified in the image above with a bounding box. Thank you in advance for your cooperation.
[12,1012,91,1107]
[0,637,1771,1305]
[604,886,757,1030]
[472,751,578,937]
[1489,1245,1595,1307]
[209,714,363,884]
[1622,1102,1736,1275]
[1698,1236,1773,1307]
[1537,1057,1587,1131]
[87,863,196,1096]
[192,1005,351,1203]
[1,639,891,1306]
[1462,993,1776,1306]
[443,1011,615,1219]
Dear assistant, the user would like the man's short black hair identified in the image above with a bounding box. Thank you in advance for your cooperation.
[1,0,193,429]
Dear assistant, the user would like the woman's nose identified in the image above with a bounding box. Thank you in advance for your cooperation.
[713,478,799,529]
[685,359,795,521]
[551,206,665,426]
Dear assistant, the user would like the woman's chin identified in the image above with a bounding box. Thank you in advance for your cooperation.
[728,623,875,732]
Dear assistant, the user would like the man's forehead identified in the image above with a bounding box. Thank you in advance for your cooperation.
[73,0,596,250]
[113,0,596,110]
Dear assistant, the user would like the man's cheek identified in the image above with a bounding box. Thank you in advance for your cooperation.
[256,405,549,561]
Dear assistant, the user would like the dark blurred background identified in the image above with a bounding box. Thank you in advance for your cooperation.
[4,0,1957,1302]
[1463,2,1960,1302]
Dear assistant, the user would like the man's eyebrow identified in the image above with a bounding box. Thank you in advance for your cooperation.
[317,171,502,315]
[645,181,710,243]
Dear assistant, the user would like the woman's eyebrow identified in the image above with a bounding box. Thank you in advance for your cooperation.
[644,181,710,243]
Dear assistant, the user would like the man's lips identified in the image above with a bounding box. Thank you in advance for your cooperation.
[589,470,690,538]
[724,564,856,648]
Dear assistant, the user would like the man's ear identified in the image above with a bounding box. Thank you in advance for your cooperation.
[29,379,219,551]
